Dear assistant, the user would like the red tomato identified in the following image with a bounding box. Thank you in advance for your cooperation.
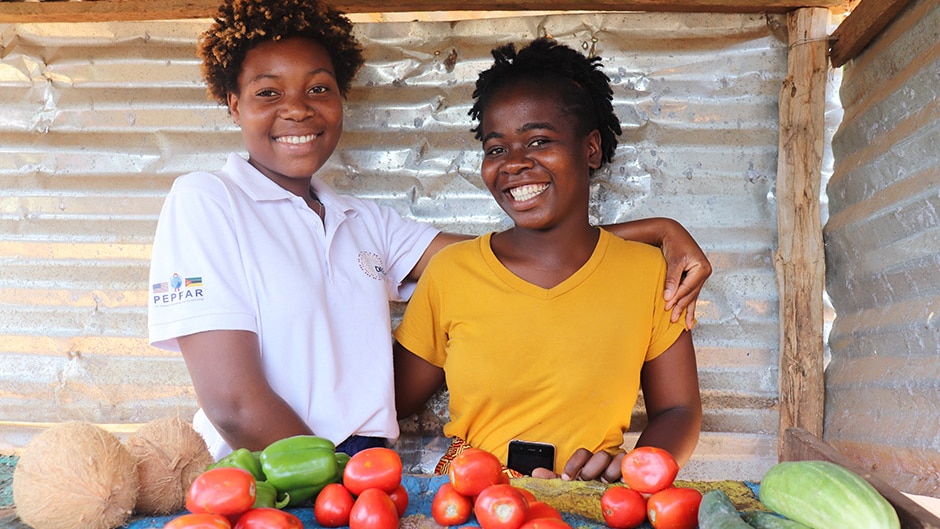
[518,518,573,529]
[349,488,400,529]
[620,447,679,494]
[344,447,404,496]
[388,483,409,516]
[525,501,563,521]
[163,513,232,529]
[474,484,529,529]
[515,487,538,504]
[448,448,503,497]
[232,508,303,529]
[646,487,702,529]
[186,467,256,517]
[431,482,473,526]
[600,486,647,529]
[314,483,356,527]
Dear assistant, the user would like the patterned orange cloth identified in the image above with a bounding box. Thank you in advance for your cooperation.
[435,437,523,478]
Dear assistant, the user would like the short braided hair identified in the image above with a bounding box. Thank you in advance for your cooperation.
[469,37,622,168]
[198,0,364,105]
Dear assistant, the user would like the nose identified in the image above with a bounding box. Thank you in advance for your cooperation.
[501,147,533,174]
[279,92,313,120]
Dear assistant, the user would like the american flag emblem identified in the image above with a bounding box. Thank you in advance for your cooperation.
[152,282,168,294]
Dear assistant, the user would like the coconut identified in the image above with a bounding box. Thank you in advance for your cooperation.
[13,421,139,529]
[123,416,213,515]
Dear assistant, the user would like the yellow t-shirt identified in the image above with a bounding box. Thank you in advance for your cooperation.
[393,229,687,470]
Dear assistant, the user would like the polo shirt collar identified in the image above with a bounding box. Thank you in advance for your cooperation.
[223,153,357,216]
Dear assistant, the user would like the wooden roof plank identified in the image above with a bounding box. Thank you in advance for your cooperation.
[828,0,911,67]
[0,0,850,23]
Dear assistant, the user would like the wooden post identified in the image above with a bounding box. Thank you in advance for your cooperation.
[774,7,828,457]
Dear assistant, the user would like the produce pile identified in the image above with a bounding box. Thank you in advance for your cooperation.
[8,421,902,529]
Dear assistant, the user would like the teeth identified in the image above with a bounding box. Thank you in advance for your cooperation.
[277,134,317,144]
[509,183,548,202]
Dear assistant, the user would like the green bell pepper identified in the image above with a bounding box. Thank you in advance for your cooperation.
[253,479,291,509]
[207,448,265,481]
[260,435,338,506]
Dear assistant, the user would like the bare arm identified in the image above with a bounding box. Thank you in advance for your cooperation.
[602,218,712,329]
[634,330,702,466]
[178,329,314,452]
[406,232,472,282]
[393,340,446,419]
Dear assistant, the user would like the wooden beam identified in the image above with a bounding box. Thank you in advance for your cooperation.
[0,0,852,23]
[773,7,827,457]
[829,0,911,67]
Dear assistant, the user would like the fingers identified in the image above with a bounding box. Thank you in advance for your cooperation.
[577,451,613,482]
[560,448,593,481]
[530,467,559,479]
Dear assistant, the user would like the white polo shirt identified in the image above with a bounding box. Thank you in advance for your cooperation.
[148,153,439,459]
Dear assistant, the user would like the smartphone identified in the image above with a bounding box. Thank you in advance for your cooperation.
[507,440,556,476]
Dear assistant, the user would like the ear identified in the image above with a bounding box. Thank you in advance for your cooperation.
[227,91,241,125]
[586,129,603,170]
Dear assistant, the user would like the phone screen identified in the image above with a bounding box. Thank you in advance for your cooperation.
[507,440,555,475]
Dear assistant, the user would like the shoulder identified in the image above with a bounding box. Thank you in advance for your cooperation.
[604,231,665,261]
[425,235,486,272]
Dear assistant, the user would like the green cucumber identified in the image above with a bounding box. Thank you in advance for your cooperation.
[758,460,900,529]
[741,511,812,529]
[698,489,752,529]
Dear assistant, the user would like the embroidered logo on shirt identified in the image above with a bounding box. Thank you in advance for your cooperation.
[152,272,205,305]
[358,251,386,280]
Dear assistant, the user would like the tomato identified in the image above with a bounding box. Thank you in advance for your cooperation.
[314,483,356,527]
[600,486,647,529]
[388,483,409,516]
[646,487,702,529]
[474,484,529,529]
[344,447,404,496]
[232,507,303,529]
[186,467,257,517]
[448,448,503,497]
[163,513,232,529]
[431,482,473,526]
[518,518,573,529]
[525,501,563,521]
[349,488,400,529]
[620,447,679,494]
[515,487,537,504]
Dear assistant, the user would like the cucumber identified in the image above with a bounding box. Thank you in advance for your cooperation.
[758,460,900,529]
[741,511,812,529]
[698,489,752,529]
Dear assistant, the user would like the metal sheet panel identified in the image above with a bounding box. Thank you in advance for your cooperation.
[1,12,797,481]
[824,0,940,497]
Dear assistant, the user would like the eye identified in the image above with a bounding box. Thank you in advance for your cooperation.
[255,88,279,98]
[484,145,506,157]
[309,85,330,95]
[528,137,550,148]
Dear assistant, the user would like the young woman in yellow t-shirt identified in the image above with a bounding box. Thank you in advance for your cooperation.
[394,38,702,483]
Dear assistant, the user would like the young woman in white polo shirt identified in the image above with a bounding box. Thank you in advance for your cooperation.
[147,0,712,460]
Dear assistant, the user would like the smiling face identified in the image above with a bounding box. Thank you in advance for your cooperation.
[227,36,344,196]
[479,80,602,232]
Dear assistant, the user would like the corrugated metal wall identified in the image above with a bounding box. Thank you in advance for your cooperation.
[0,11,819,481]
[824,0,940,497]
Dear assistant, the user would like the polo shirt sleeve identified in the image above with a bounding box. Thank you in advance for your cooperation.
[148,172,257,351]
[373,203,440,302]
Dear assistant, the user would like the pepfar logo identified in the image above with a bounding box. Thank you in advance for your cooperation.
[153,272,204,305]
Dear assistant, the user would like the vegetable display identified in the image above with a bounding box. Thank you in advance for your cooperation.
[758,460,900,529]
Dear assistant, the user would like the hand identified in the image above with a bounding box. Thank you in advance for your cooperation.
[660,221,711,329]
[531,448,624,483]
